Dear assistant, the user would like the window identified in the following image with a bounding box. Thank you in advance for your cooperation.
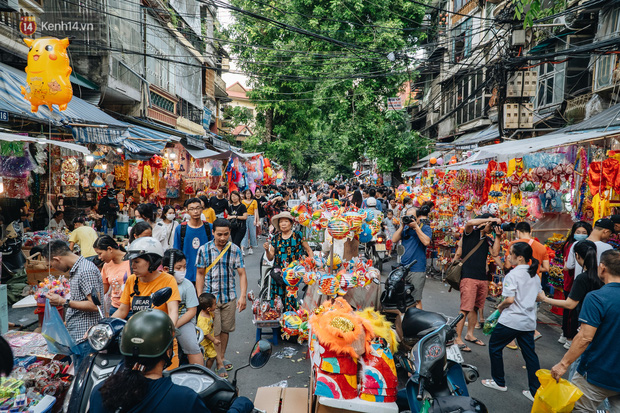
[150,92,175,113]
[452,18,472,62]
[536,60,565,108]
[454,0,468,13]
[593,7,620,91]
[455,72,485,125]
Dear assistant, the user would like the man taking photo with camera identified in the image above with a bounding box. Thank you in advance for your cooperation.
[392,204,432,309]
[454,214,501,352]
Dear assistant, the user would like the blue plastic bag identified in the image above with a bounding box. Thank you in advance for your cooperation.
[41,299,80,355]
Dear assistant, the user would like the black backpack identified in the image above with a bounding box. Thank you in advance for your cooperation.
[179,221,213,250]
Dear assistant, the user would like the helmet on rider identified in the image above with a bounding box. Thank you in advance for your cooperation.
[126,236,164,272]
[120,309,175,359]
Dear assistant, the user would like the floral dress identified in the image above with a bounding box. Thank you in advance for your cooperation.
[270,230,306,311]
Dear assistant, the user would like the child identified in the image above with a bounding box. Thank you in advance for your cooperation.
[197,293,225,377]
[384,210,397,239]
[163,248,203,366]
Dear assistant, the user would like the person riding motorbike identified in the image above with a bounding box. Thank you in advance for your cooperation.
[88,309,254,413]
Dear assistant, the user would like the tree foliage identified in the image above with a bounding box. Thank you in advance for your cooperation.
[225,0,429,179]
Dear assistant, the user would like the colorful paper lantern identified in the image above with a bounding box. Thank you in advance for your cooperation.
[436,157,444,166]
[21,37,73,112]
[327,218,350,240]
[429,157,437,165]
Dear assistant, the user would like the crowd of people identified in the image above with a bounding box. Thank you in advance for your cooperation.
[31,179,620,411]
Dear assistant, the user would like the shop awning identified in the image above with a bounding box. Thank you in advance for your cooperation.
[0,63,126,133]
[123,125,181,155]
[460,129,620,163]
[559,103,620,133]
[0,131,90,154]
[447,125,499,149]
[185,147,222,159]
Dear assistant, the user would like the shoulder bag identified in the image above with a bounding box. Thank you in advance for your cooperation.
[445,238,485,291]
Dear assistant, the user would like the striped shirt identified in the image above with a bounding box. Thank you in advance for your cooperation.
[67,256,104,343]
[195,241,244,304]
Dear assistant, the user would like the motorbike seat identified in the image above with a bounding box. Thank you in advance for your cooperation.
[401,307,447,340]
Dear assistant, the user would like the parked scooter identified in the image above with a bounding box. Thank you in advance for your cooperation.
[63,287,172,413]
[0,221,26,283]
[398,310,487,413]
[364,230,388,272]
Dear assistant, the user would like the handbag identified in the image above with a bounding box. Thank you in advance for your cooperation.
[445,238,485,291]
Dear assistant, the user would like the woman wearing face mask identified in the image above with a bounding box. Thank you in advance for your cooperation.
[163,248,203,366]
[161,206,179,250]
[556,221,592,348]
[94,236,130,316]
[540,240,602,356]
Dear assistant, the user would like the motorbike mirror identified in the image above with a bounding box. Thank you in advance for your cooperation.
[91,287,101,306]
[396,244,405,256]
[151,287,172,307]
[249,339,272,369]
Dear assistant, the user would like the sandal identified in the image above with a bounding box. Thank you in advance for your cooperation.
[534,333,542,341]
[458,344,472,353]
[465,338,485,346]
[223,359,234,371]
[217,367,229,378]
[507,343,519,350]
[481,379,507,392]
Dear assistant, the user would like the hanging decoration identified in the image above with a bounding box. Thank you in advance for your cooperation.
[21,37,73,112]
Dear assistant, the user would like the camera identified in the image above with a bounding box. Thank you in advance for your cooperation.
[402,215,414,225]
[491,221,515,232]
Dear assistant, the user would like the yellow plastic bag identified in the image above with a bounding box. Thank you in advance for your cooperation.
[531,369,584,413]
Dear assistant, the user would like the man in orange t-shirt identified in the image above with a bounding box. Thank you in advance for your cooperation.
[503,221,549,344]
[504,222,550,274]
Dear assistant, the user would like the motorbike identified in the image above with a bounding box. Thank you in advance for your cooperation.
[397,310,487,413]
[63,287,171,413]
[364,230,388,272]
[380,260,417,315]
[0,221,27,283]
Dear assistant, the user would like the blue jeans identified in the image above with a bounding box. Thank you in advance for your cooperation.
[489,323,541,395]
[242,215,257,248]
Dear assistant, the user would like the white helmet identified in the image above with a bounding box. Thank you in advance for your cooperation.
[366,197,377,207]
[127,237,164,272]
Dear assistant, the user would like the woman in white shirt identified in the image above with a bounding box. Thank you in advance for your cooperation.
[160,205,179,250]
[47,211,67,231]
[482,241,542,402]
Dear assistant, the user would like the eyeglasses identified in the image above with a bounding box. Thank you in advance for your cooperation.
[188,207,202,211]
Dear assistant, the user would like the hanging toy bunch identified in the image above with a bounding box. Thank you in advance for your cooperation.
[280,308,310,343]
[0,142,34,199]
[34,276,70,304]
[248,290,283,324]
[545,233,566,289]
[61,157,80,197]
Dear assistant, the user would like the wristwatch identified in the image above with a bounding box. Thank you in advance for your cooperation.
[63,299,71,309]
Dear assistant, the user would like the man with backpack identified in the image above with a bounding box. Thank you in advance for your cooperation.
[173,198,213,283]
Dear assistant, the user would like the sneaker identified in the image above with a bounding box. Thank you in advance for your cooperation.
[522,390,535,402]
[248,248,254,255]
[563,340,572,350]
[242,250,246,256]
[481,379,507,392]
[558,334,567,344]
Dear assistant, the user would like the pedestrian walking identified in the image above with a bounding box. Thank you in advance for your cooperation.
[541,240,603,371]
[210,187,229,218]
[453,215,501,352]
[558,221,592,347]
[160,205,179,251]
[128,221,152,244]
[565,218,613,275]
[550,249,620,412]
[162,249,203,366]
[199,195,216,224]
[197,293,224,376]
[195,218,248,374]
[42,240,104,370]
[242,189,259,254]
[94,235,130,317]
[173,197,213,283]
[227,191,248,250]
[482,241,542,402]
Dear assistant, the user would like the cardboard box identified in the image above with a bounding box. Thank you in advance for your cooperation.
[254,387,309,413]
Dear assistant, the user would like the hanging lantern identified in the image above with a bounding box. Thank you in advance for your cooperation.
[327,218,350,240]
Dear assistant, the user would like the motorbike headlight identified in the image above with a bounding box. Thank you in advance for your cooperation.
[88,324,114,351]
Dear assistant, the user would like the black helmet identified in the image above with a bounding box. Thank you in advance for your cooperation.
[120,309,175,358]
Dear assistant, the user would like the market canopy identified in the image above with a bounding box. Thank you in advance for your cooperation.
[460,129,620,163]
[184,146,223,160]
[440,125,499,149]
[0,131,90,154]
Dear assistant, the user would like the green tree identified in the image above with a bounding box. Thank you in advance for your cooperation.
[226,0,428,179]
